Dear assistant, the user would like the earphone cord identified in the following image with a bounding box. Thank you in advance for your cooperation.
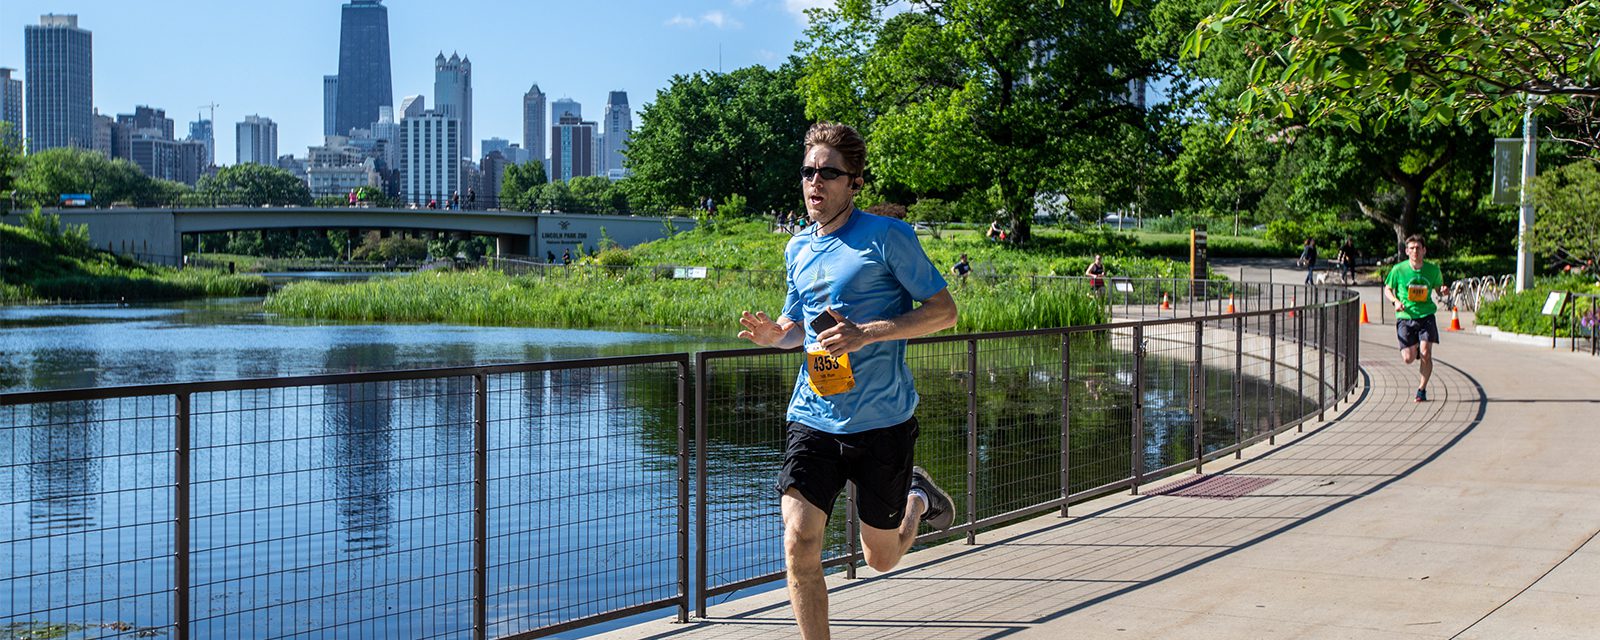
[803,198,854,236]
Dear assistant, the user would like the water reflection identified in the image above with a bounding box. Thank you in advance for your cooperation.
[25,349,101,532]
[324,344,398,554]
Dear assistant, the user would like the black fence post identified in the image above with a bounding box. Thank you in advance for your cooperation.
[1233,316,1243,459]
[694,354,709,619]
[1268,313,1279,445]
[1060,332,1071,518]
[473,373,489,640]
[1193,321,1205,473]
[175,392,191,640]
[1132,325,1146,494]
[676,359,690,622]
[1318,306,1327,422]
[966,339,978,545]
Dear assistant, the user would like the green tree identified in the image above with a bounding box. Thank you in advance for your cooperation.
[799,0,1161,243]
[1187,0,1600,149]
[500,161,547,210]
[14,147,166,207]
[0,122,20,206]
[626,63,811,213]
[534,181,576,212]
[1531,160,1600,269]
[194,163,311,207]
[568,175,626,213]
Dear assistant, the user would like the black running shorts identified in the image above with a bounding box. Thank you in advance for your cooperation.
[776,417,919,530]
[1396,315,1441,349]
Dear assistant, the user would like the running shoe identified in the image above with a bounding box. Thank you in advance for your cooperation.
[910,466,955,531]
[1415,388,1428,403]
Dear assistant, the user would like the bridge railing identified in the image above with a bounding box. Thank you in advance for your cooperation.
[0,282,1360,639]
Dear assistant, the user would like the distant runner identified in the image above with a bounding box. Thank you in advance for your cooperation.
[1383,234,1448,402]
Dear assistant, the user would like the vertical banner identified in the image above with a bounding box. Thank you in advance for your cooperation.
[1190,225,1208,281]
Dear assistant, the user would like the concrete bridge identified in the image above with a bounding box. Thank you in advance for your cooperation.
[598,278,1600,640]
[0,206,696,262]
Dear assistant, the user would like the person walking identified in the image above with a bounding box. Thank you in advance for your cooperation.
[448,190,460,211]
[1336,239,1357,285]
[466,187,476,211]
[736,122,958,640]
[1299,237,1319,285]
[1383,234,1448,402]
[950,253,971,285]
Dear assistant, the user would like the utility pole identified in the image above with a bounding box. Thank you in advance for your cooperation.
[1516,97,1539,292]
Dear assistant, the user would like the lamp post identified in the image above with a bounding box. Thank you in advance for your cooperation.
[1516,97,1540,292]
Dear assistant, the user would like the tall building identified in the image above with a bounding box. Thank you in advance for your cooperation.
[481,137,510,159]
[550,113,595,182]
[323,75,339,136]
[188,117,214,167]
[0,68,20,147]
[602,90,632,175]
[370,106,399,170]
[399,110,459,204]
[502,143,531,166]
[91,109,113,156]
[522,84,545,164]
[117,105,174,140]
[237,115,278,165]
[127,137,207,185]
[24,14,93,152]
[399,94,425,119]
[333,0,392,137]
[433,52,472,162]
[551,98,580,124]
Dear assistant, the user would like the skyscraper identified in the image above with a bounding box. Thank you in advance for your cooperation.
[551,98,581,124]
[433,52,472,162]
[189,118,214,167]
[334,0,392,137]
[481,137,510,159]
[237,115,278,165]
[399,94,425,120]
[323,75,339,136]
[602,90,633,175]
[0,68,20,147]
[550,113,595,182]
[522,84,545,164]
[24,14,93,152]
[399,110,459,204]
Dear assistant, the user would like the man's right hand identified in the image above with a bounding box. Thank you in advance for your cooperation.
[738,311,791,347]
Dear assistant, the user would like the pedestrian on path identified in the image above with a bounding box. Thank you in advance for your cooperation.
[1383,234,1449,402]
[736,122,959,640]
[1299,237,1319,285]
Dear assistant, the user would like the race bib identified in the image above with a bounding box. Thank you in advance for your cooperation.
[1407,281,1430,303]
[805,345,855,396]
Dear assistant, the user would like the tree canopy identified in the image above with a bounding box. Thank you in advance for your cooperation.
[626,63,811,214]
[12,146,178,207]
[1188,0,1600,149]
[194,163,310,207]
[798,0,1163,242]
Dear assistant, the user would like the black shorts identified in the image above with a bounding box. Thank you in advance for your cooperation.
[1397,315,1440,349]
[776,417,919,530]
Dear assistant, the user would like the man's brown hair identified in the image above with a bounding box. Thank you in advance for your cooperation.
[803,122,867,177]
[1405,234,1425,248]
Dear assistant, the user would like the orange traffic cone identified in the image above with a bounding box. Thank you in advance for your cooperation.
[1360,303,1370,324]
[1226,294,1236,314]
[1288,295,1296,318]
[1447,307,1463,331]
[1161,292,1171,310]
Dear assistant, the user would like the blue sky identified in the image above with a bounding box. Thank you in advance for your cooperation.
[1,0,830,165]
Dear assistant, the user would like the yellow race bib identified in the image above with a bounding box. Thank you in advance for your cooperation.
[806,347,856,396]
[1407,282,1430,303]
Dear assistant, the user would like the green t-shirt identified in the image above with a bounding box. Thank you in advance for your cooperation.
[1385,260,1444,319]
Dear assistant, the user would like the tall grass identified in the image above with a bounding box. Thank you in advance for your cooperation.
[266,268,1108,331]
[2,220,270,303]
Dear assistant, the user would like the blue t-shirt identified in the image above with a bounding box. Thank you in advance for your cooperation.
[781,210,948,434]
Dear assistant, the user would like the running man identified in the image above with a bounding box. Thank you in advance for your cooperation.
[1383,234,1448,402]
[737,122,959,640]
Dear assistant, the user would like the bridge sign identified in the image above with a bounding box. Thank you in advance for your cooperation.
[59,193,92,207]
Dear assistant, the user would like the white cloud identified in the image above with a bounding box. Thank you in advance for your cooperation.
[702,10,743,29]
[666,10,744,29]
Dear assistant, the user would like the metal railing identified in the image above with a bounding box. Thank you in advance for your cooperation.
[1,281,1360,639]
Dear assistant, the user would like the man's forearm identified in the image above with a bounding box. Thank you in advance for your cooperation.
[859,290,958,343]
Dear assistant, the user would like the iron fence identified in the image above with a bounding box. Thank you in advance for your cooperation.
[1,283,1360,638]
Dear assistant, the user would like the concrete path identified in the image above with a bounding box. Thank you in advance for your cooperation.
[596,293,1600,639]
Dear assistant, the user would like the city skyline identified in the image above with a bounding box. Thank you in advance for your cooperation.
[1,0,823,167]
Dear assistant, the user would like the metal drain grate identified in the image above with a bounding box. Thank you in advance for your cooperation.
[1150,474,1279,500]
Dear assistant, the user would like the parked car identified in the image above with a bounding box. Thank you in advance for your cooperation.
[1101,213,1136,229]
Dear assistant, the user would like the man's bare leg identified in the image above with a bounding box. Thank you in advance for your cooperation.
[782,489,832,640]
[1400,344,1418,365]
[1418,340,1434,391]
[859,493,929,572]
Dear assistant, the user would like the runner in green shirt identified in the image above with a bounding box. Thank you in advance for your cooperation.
[1382,235,1449,402]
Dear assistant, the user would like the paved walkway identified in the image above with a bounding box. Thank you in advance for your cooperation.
[598,286,1600,640]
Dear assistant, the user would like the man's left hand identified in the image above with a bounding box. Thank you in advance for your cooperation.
[817,308,871,356]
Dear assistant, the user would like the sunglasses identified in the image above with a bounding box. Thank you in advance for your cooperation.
[800,166,855,182]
